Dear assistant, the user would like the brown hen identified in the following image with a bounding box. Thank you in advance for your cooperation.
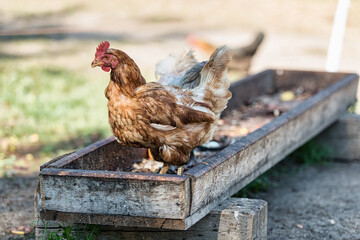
[91,41,232,174]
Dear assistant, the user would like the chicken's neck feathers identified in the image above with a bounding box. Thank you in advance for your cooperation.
[108,63,146,97]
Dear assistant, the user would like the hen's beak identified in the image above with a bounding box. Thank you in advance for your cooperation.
[91,60,102,68]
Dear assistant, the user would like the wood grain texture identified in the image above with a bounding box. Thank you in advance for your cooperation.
[273,69,349,91]
[39,210,188,230]
[39,169,191,219]
[35,198,267,240]
[185,72,358,222]
[43,137,147,171]
[37,70,359,230]
[317,113,360,160]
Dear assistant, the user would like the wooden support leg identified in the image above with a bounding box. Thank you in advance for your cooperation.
[316,113,360,161]
[35,197,267,240]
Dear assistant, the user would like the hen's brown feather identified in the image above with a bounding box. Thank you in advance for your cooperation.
[99,45,231,167]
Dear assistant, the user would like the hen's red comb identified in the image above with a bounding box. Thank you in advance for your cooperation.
[96,41,110,56]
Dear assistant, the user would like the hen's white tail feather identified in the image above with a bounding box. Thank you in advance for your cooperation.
[155,49,198,86]
[196,45,232,118]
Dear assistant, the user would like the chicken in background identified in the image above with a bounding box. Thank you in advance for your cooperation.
[91,41,232,175]
[187,32,265,76]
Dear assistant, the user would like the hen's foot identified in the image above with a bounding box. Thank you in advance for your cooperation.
[177,166,184,175]
[159,163,170,174]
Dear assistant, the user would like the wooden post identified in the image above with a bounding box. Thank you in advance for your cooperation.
[35,191,267,240]
[326,0,351,72]
[316,113,360,161]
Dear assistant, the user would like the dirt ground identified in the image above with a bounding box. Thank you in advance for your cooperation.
[0,176,37,239]
[256,161,360,239]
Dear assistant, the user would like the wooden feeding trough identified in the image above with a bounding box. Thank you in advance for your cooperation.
[37,69,358,230]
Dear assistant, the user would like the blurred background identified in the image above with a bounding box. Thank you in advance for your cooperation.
[0,0,359,176]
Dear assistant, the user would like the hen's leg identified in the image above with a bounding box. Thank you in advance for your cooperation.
[148,148,154,161]
[159,163,170,174]
[177,166,184,175]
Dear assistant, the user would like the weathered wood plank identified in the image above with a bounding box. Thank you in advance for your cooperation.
[39,169,191,219]
[273,69,349,91]
[223,69,274,116]
[36,198,267,240]
[39,210,188,230]
[44,137,147,171]
[317,113,360,160]
[184,73,358,225]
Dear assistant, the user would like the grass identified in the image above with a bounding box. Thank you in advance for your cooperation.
[234,139,332,198]
[0,65,105,139]
[348,102,359,114]
[42,222,99,240]
[289,139,332,166]
[0,62,110,176]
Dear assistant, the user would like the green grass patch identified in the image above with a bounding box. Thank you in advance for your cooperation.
[0,64,110,175]
[0,65,108,140]
[42,222,100,240]
[289,140,332,166]
[348,101,359,114]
